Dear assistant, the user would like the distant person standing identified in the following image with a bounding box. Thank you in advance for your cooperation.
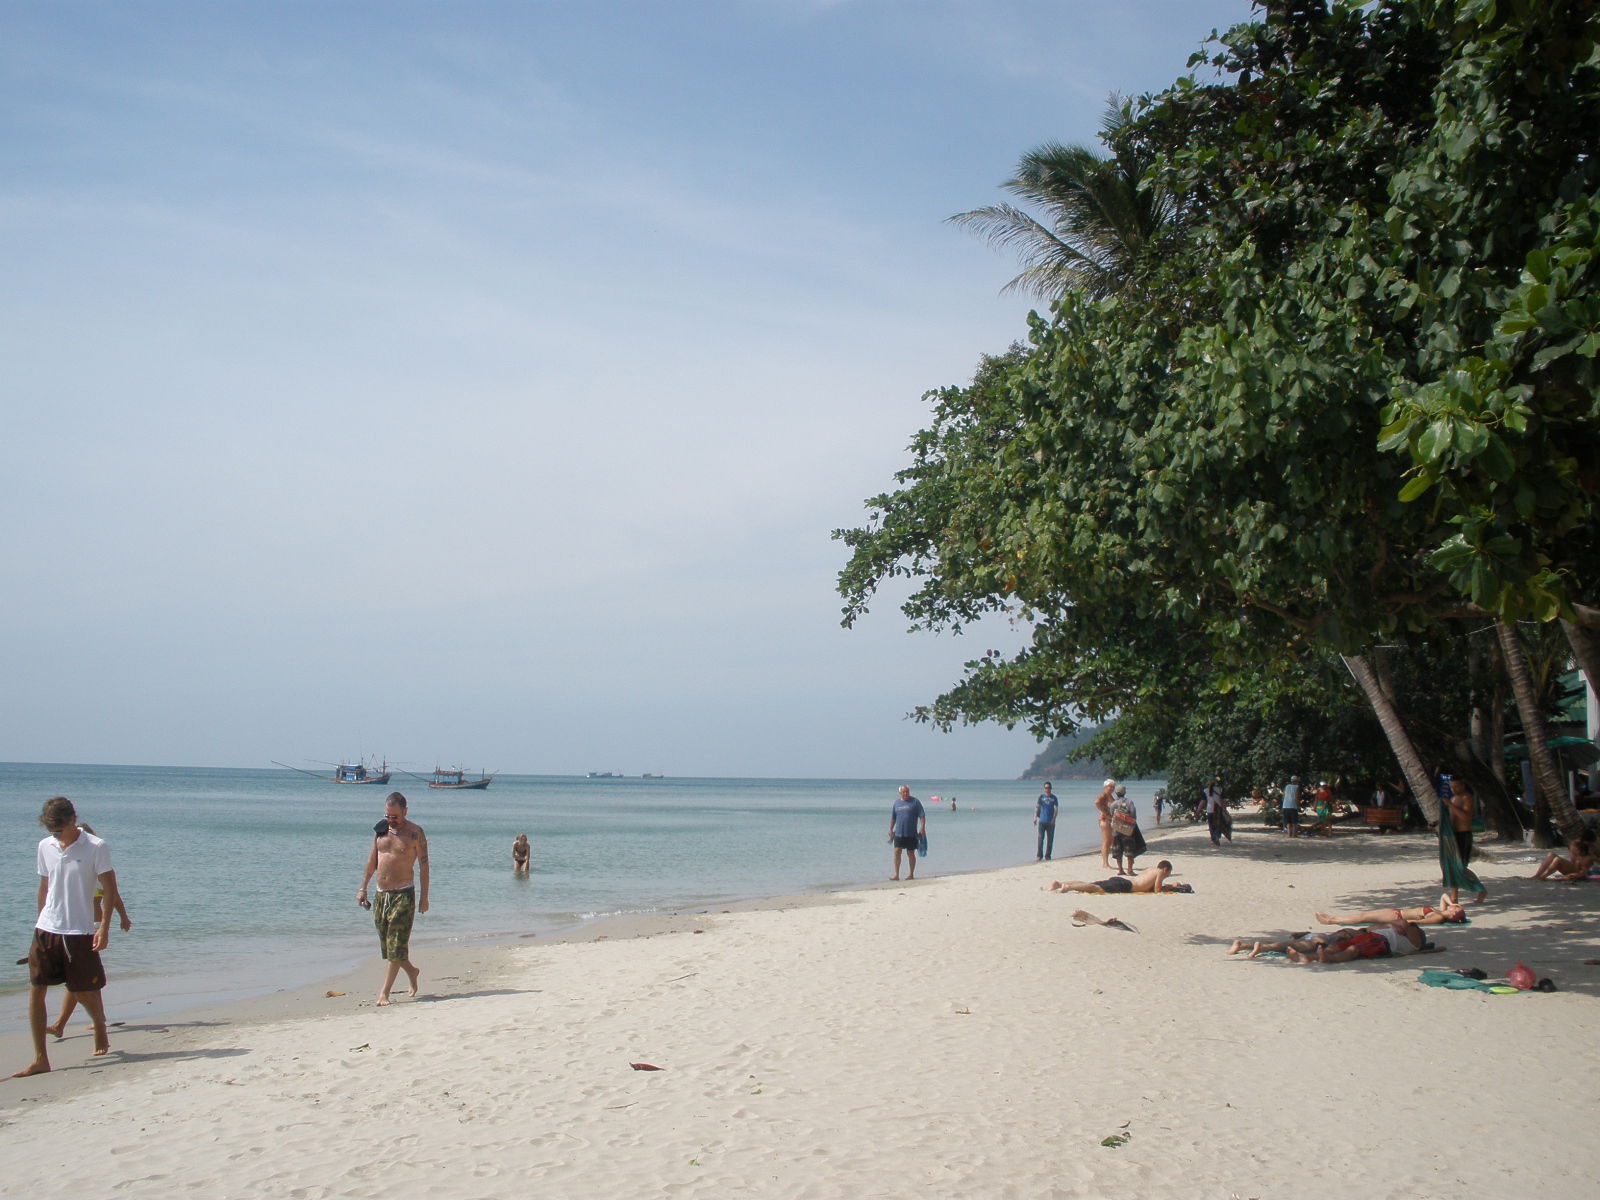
[14,796,123,1077]
[1109,786,1146,874]
[1153,789,1164,825]
[1204,778,1230,846]
[1034,782,1060,861]
[1094,779,1116,869]
[1282,776,1302,838]
[889,785,926,881]
[511,833,531,873]
[1314,780,1334,815]
[357,792,430,1005]
[1439,778,1487,904]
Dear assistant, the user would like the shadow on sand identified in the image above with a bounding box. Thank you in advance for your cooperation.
[1180,818,1600,997]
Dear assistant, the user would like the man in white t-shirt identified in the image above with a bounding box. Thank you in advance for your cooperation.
[13,796,122,1077]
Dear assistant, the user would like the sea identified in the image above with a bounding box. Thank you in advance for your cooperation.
[1,763,1141,1031]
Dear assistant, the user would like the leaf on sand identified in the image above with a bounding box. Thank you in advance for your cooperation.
[630,1062,664,1071]
[325,990,347,998]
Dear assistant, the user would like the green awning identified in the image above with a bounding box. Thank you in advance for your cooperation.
[1504,736,1599,766]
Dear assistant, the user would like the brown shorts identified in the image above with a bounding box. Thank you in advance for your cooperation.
[28,929,106,992]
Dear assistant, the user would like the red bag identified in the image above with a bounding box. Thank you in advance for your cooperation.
[1506,961,1536,990]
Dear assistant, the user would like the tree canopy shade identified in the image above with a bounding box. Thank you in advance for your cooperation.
[836,0,1600,833]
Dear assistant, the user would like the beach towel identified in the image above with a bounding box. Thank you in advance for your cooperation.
[1437,820,1485,899]
[1418,968,1522,994]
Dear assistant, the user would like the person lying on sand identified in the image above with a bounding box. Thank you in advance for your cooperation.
[1531,837,1596,881]
[1287,919,1423,964]
[1313,895,1466,927]
[1227,930,1357,958]
[1045,861,1191,894]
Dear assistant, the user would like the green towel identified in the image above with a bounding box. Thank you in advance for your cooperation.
[1418,969,1523,994]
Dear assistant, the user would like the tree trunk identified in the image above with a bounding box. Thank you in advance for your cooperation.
[1562,617,1600,702]
[1341,652,1440,824]
[1468,626,1507,787]
[1496,620,1584,845]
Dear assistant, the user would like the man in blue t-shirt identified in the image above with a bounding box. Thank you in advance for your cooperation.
[1034,782,1060,861]
[889,785,927,881]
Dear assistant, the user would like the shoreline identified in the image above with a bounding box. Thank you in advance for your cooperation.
[0,822,1146,1108]
[0,820,1117,1038]
[5,819,1594,1197]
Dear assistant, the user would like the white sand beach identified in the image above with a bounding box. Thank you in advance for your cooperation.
[3,819,1596,1198]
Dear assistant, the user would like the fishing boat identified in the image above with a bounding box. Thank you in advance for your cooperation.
[336,759,391,784]
[272,757,392,785]
[427,766,493,790]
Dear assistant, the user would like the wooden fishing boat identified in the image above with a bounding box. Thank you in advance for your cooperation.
[335,759,391,785]
[273,758,392,785]
[427,767,493,790]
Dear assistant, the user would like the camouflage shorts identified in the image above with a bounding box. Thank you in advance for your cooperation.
[373,888,416,962]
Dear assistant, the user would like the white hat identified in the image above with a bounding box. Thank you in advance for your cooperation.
[1103,778,1115,788]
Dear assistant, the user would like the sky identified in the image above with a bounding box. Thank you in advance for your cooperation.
[2,0,1259,778]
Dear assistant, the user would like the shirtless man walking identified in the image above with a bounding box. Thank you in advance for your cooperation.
[357,792,429,1005]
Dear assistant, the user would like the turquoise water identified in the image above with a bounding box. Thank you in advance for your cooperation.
[2,763,1134,1028]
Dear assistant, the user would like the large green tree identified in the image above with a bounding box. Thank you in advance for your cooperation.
[838,0,1600,837]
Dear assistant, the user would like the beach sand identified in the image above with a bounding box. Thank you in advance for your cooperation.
[2,819,1596,1198]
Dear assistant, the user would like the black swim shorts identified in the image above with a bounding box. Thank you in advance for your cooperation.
[28,929,106,992]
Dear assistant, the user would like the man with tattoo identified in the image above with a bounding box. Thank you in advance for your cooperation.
[357,792,430,1005]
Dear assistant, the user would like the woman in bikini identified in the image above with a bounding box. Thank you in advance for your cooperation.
[1312,894,1466,927]
[1531,836,1595,880]
[1094,779,1115,870]
[511,833,531,873]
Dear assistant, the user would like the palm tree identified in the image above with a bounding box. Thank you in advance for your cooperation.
[1498,620,1587,846]
[947,94,1174,300]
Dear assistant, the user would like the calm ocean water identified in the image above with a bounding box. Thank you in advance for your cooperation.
[2,763,1146,1029]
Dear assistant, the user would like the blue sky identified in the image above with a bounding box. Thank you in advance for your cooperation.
[2,0,1258,777]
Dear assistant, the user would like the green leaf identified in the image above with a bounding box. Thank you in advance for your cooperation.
[1417,419,1452,462]
[1478,435,1515,482]
[1398,475,1434,502]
